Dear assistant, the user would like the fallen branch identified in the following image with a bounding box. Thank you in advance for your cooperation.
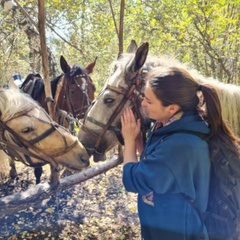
[0,154,123,218]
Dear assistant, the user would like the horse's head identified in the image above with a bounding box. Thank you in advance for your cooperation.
[59,56,96,119]
[78,41,149,162]
[0,88,90,174]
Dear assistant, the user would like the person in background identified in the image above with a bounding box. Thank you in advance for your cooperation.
[12,73,24,87]
[121,66,231,239]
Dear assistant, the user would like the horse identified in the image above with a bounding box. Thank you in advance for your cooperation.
[0,88,90,186]
[20,55,96,123]
[9,56,96,183]
[78,40,240,162]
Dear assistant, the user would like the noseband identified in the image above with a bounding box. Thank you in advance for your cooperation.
[0,107,78,168]
[80,71,145,155]
[63,72,93,119]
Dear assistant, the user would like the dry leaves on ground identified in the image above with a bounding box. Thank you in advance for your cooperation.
[0,160,141,240]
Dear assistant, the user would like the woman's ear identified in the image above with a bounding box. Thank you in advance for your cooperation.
[169,104,180,115]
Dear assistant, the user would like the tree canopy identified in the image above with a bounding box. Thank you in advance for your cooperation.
[0,0,239,89]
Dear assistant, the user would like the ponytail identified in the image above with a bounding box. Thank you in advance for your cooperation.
[201,84,240,156]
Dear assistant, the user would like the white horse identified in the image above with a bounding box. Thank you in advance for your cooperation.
[0,88,90,185]
[78,40,240,161]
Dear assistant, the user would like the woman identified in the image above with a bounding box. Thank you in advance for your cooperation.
[121,66,237,240]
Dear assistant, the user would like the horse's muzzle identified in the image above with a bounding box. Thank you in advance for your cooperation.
[93,153,107,162]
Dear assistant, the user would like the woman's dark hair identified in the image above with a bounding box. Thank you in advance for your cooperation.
[146,66,240,158]
[146,67,199,111]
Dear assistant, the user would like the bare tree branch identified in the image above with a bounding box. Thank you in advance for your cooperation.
[0,154,123,218]
[118,0,125,56]
[45,21,85,56]
[108,0,119,39]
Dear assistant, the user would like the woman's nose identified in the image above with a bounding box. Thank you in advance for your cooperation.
[141,98,146,107]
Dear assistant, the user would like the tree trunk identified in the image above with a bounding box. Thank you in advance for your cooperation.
[108,0,125,58]
[1,0,59,78]
[38,0,54,119]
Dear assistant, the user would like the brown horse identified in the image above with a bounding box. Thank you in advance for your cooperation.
[20,55,96,123]
[0,88,90,186]
[9,56,96,183]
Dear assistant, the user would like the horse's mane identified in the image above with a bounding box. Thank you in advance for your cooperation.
[71,64,86,76]
[0,88,39,122]
[51,74,63,97]
[115,53,240,135]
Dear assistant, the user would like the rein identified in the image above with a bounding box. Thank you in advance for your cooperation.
[0,107,78,168]
[80,72,145,155]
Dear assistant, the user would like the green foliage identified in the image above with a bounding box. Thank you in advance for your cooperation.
[0,0,239,89]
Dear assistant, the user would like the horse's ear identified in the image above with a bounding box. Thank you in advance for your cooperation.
[8,78,19,90]
[126,42,149,73]
[85,57,98,74]
[60,55,71,73]
[126,40,138,53]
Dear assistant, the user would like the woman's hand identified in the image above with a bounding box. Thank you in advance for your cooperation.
[121,108,141,164]
[121,108,141,144]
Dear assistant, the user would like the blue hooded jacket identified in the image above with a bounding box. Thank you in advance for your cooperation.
[123,111,211,240]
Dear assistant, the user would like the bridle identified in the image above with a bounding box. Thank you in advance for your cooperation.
[62,71,94,119]
[80,71,146,156]
[0,106,78,169]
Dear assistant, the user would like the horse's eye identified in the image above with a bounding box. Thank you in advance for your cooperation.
[22,127,33,133]
[104,98,115,104]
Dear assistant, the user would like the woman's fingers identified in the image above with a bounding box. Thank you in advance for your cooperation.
[122,108,135,123]
[121,108,140,134]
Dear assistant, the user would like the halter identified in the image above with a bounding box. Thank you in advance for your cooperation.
[0,106,78,169]
[80,71,145,156]
[63,72,93,119]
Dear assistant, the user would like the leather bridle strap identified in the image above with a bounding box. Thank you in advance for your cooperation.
[25,112,79,158]
[80,70,146,155]
[97,84,136,148]
[83,79,140,152]
[0,109,79,167]
[0,137,51,165]
[0,119,59,168]
[73,74,91,116]
[29,125,56,145]
[64,73,91,118]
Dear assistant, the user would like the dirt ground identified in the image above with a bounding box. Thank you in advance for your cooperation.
[0,160,141,240]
